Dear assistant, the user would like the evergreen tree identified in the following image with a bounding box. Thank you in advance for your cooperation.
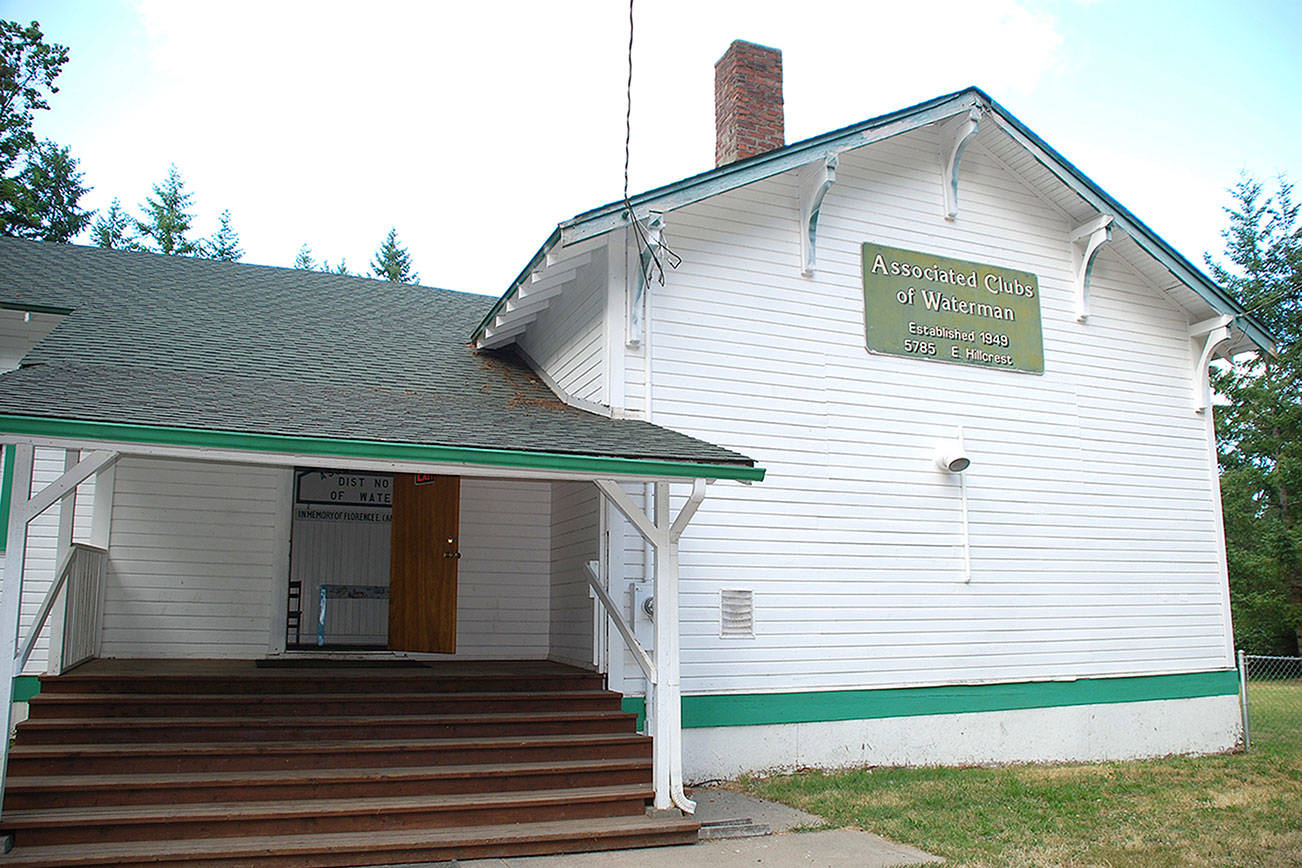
[6,138,91,240]
[322,258,352,276]
[90,197,136,249]
[0,20,91,241]
[294,243,317,270]
[202,209,242,261]
[135,164,198,255]
[370,227,418,284]
[1208,174,1302,654]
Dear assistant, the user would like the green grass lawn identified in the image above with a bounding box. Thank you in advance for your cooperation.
[741,684,1301,867]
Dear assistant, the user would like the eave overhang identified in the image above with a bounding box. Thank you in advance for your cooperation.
[0,415,766,484]
[470,87,1275,357]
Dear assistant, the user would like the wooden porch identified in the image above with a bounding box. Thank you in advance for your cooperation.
[1,658,697,867]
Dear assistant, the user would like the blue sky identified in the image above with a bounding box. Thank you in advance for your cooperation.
[2,0,1298,294]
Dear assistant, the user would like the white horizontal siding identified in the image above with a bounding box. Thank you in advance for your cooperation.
[519,257,607,403]
[98,463,553,661]
[627,124,1229,697]
[100,457,286,658]
[548,481,597,668]
[454,478,551,659]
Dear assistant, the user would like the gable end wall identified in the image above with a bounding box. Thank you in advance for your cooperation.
[628,124,1230,698]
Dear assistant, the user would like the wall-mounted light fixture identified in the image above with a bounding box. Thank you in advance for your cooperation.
[934,439,971,473]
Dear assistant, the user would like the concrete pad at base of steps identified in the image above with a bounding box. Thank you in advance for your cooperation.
[449,827,944,867]
[381,789,943,868]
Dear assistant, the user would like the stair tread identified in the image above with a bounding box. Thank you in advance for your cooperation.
[20,709,632,727]
[5,784,652,827]
[2,814,699,866]
[5,757,652,791]
[8,730,648,757]
[32,689,617,702]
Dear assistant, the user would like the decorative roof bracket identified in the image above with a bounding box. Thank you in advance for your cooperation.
[1190,314,1233,414]
[939,107,981,220]
[1071,214,1114,323]
[627,211,665,348]
[798,154,838,276]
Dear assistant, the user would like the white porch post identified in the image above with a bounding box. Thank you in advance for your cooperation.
[0,443,34,813]
[594,477,706,814]
[651,481,682,811]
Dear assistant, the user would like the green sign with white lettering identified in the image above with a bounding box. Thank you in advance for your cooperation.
[861,242,1044,373]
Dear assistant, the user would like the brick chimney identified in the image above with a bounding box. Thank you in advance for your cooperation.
[714,40,785,167]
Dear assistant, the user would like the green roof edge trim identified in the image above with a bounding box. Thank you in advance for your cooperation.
[620,669,1238,729]
[0,415,766,482]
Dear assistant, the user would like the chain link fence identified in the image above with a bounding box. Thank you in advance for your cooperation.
[1239,652,1302,750]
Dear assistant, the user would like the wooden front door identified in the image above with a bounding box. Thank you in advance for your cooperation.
[388,474,460,653]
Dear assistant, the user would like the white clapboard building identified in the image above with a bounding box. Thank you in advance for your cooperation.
[0,39,1272,863]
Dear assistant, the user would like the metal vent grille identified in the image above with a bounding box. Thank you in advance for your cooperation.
[720,589,754,639]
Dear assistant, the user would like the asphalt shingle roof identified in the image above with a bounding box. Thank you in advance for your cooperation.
[0,238,754,468]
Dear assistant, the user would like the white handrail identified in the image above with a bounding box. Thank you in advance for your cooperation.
[15,543,107,673]
[584,560,656,684]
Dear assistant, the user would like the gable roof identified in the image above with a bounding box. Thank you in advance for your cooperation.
[473,87,1274,357]
[0,239,761,481]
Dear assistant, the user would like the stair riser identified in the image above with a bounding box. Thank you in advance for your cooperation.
[28,696,622,718]
[4,767,653,810]
[15,795,652,847]
[7,740,652,776]
[1,828,699,868]
[36,676,606,696]
[17,716,638,745]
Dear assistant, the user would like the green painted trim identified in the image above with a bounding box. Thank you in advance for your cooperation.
[0,414,765,483]
[0,445,13,552]
[12,675,40,703]
[620,671,1237,730]
[622,696,646,732]
[0,301,74,316]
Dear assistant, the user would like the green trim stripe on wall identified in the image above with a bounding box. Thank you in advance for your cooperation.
[12,675,40,703]
[0,445,13,552]
[621,670,1238,730]
[0,415,765,483]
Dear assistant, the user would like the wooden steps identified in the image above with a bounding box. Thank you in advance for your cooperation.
[5,757,655,809]
[15,709,640,743]
[0,815,702,867]
[29,688,625,716]
[3,659,696,866]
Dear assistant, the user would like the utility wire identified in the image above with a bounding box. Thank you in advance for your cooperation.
[622,0,678,287]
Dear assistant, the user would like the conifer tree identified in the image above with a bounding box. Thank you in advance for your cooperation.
[370,227,418,284]
[7,138,91,240]
[0,21,91,241]
[90,197,136,249]
[203,209,242,261]
[135,164,198,255]
[1209,174,1302,654]
[294,243,316,270]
